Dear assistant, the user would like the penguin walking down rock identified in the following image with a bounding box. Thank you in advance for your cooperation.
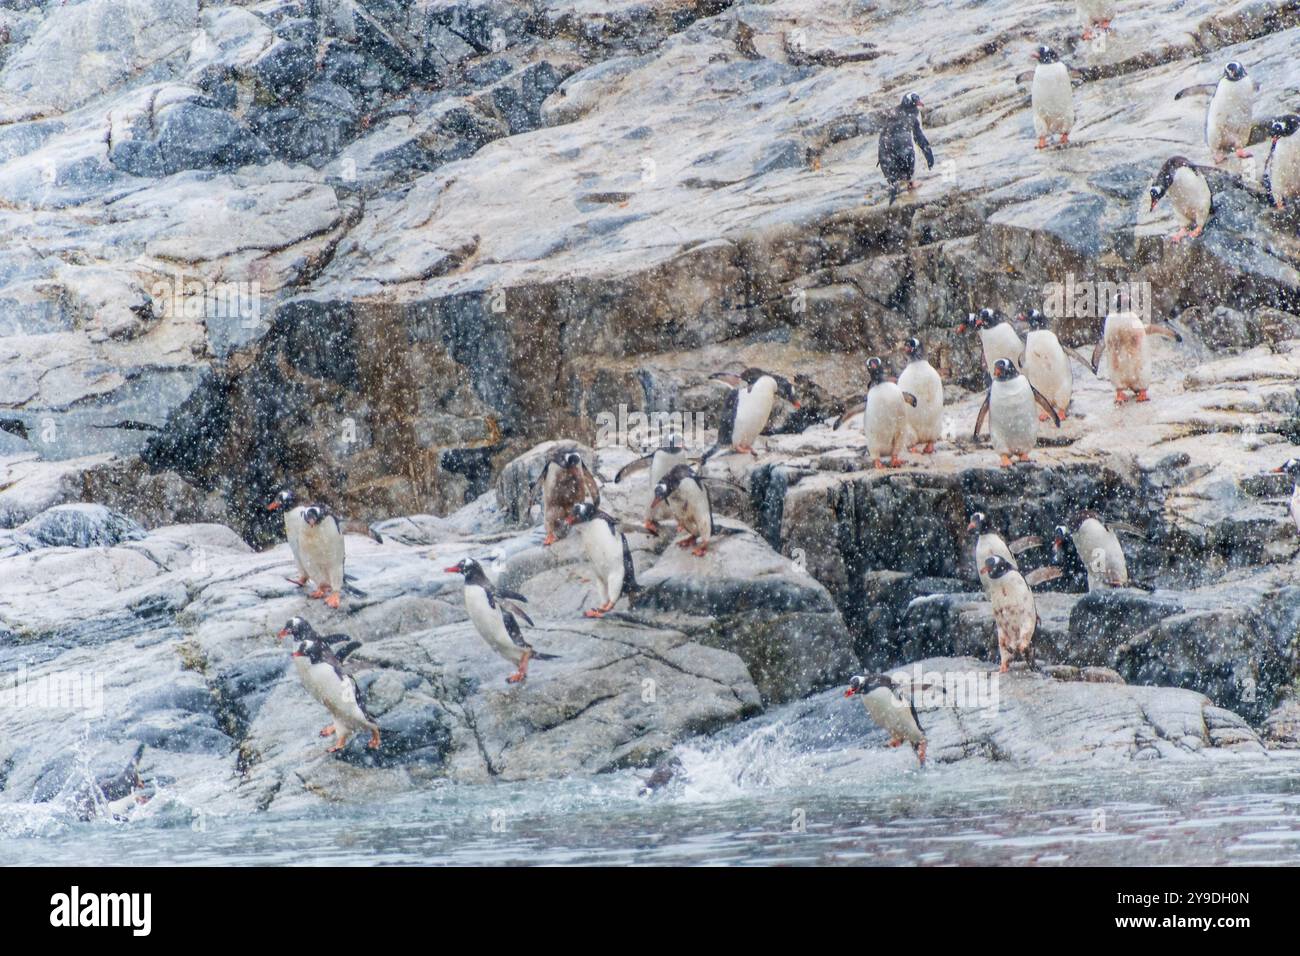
[877,91,934,205]
[981,555,1061,672]
[1028,45,1074,149]
[1075,0,1115,40]
[444,557,558,683]
[650,464,739,557]
[1267,114,1300,210]
[1091,294,1183,404]
[287,630,381,752]
[267,489,310,587]
[967,511,1042,595]
[957,309,1024,380]
[835,357,919,468]
[897,338,944,453]
[704,368,800,459]
[974,359,1059,466]
[1175,61,1257,164]
[615,433,690,535]
[566,502,643,618]
[1053,513,1144,590]
[1018,309,1073,420]
[531,447,600,547]
[1149,157,1213,241]
[278,617,364,741]
[844,674,927,767]
[297,503,381,609]
[1272,459,1300,534]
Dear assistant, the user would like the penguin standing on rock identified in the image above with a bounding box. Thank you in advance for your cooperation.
[703,367,800,459]
[650,464,740,557]
[1091,293,1182,404]
[967,511,1042,595]
[974,358,1059,467]
[532,448,600,547]
[834,356,918,468]
[278,617,364,742]
[287,632,381,752]
[1018,309,1073,420]
[981,555,1060,672]
[1266,114,1300,210]
[297,504,381,608]
[897,337,944,453]
[1028,45,1074,150]
[957,309,1024,379]
[1149,157,1213,241]
[566,502,643,618]
[267,489,309,587]
[844,674,927,767]
[444,557,558,683]
[1075,0,1115,40]
[1053,513,1144,590]
[1271,459,1300,534]
[1175,62,1257,165]
[614,433,689,534]
[877,91,934,205]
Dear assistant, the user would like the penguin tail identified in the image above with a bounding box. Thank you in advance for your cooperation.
[344,582,369,597]
[531,651,561,661]
[710,524,744,537]
[698,443,722,466]
[888,183,899,206]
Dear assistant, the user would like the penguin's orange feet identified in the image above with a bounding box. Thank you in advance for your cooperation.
[368,730,381,750]
[583,608,606,618]
[1098,19,1111,29]
[734,443,753,454]
[889,456,906,468]
[319,724,336,738]
[507,652,532,684]
[1168,228,1189,243]
[888,736,903,748]
[1038,411,1050,421]
[872,459,886,470]
[643,520,660,535]
[923,442,935,454]
[326,735,349,753]
[1114,390,1129,404]
[324,591,341,609]
[1135,389,1150,403]
[998,662,1010,674]
[1017,453,1031,462]
[999,455,1013,468]
[916,741,927,766]
[308,586,328,600]
[691,544,709,557]
[1036,136,1048,150]
[542,532,557,547]
[1081,27,1095,39]
[1188,224,1204,239]
[676,535,697,549]
[1059,133,1069,146]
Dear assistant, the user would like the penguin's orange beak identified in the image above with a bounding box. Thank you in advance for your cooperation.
[966,520,977,532]
[276,627,290,640]
[844,686,858,697]
[1149,196,1158,212]
[1272,466,1284,473]
[978,566,988,576]
[955,323,967,333]
[443,566,462,574]
[267,501,281,512]
[791,400,802,409]
[291,651,304,658]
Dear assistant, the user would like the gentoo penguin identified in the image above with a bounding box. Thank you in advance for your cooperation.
[897,337,944,453]
[531,447,600,547]
[704,367,800,458]
[1271,459,1300,534]
[1175,62,1256,164]
[278,617,363,739]
[444,557,557,683]
[267,488,309,587]
[1018,309,1072,420]
[566,502,642,617]
[650,464,737,556]
[299,504,349,608]
[844,674,927,767]
[834,356,918,468]
[1149,156,1213,241]
[1029,45,1073,150]
[980,555,1045,673]
[974,358,1059,467]
[1075,0,1115,40]
[614,433,689,534]
[290,636,381,752]
[967,511,1042,593]
[1266,114,1300,210]
[877,91,934,205]
[957,308,1024,379]
[1053,513,1137,590]
[1090,293,1182,403]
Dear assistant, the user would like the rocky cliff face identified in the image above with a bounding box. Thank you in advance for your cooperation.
[1,0,1300,810]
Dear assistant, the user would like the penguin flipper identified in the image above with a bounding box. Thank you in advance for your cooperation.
[1014,69,1034,85]
[1008,535,1043,555]
[709,371,745,388]
[1089,338,1105,375]
[1063,345,1096,370]
[1144,323,1182,343]
[503,610,531,648]
[901,391,918,408]
[501,600,534,628]
[973,392,991,438]
[621,534,642,595]
[1024,565,1064,587]
[834,399,866,430]
[614,454,653,483]
[1173,83,1216,101]
[1029,383,1061,427]
[496,586,529,604]
[335,640,363,662]
[1109,522,1145,537]
[912,118,934,169]
[717,387,739,447]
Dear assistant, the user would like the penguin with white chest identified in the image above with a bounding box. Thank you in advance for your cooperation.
[1090,292,1182,404]
[1018,309,1073,420]
[531,447,600,547]
[844,674,927,767]
[705,368,800,459]
[1149,156,1213,242]
[566,502,643,618]
[835,357,918,468]
[298,504,348,608]
[1053,513,1141,591]
[1271,459,1300,534]
[650,464,738,557]
[1029,45,1074,150]
[1267,114,1300,210]
[897,338,944,454]
[981,555,1046,673]
[1176,61,1257,165]
[957,308,1024,380]
[278,617,363,741]
[267,489,309,587]
[288,633,381,753]
[614,433,689,535]
[444,557,558,683]
[967,511,1042,595]
[974,358,1059,467]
